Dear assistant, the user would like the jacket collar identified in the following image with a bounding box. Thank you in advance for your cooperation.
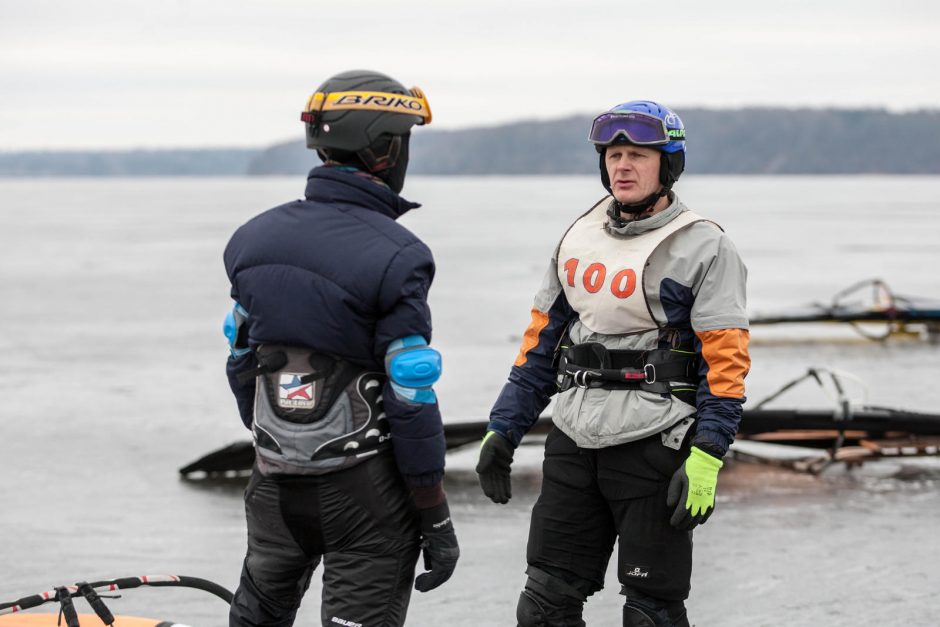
[304,166,420,220]
[605,193,687,237]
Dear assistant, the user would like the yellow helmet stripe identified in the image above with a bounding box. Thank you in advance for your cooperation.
[304,88,432,125]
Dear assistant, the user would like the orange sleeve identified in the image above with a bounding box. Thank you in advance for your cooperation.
[514,308,551,367]
[695,328,750,398]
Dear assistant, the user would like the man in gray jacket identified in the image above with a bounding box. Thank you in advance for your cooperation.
[476,101,750,627]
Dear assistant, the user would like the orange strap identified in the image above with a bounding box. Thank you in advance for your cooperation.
[304,88,432,124]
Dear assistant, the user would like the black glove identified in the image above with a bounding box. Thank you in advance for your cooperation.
[414,501,459,592]
[475,430,515,504]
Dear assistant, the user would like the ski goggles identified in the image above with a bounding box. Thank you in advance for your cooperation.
[588,111,683,146]
[301,87,432,125]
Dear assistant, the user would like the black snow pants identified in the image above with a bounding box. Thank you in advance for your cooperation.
[526,427,694,603]
[229,451,421,627]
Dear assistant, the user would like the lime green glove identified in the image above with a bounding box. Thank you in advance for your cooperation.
[666,446,723,530]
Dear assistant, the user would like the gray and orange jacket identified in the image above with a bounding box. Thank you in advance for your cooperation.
[487,194,750,457]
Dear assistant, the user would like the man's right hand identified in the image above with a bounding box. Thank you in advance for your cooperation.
[414,501,459,593]
[475,431,515,504]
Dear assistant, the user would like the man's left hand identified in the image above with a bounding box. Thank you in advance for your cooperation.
[666,446,723,531]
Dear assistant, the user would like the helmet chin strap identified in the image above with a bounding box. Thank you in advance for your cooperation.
[607,188,669,227]
[316,134,410,194]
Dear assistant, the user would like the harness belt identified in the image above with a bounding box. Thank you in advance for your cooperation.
[556,342,700,395]
[236,350,288,385]
[245,345,391,475]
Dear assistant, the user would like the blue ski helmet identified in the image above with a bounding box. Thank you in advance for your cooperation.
[590,100,686,191]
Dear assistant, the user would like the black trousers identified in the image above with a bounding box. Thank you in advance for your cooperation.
[527,428,693,602]
[229,452,421,627]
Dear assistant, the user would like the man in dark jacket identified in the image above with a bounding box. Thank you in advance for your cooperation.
[223,70,458,627]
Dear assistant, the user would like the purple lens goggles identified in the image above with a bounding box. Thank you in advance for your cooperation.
[589,111,670,146]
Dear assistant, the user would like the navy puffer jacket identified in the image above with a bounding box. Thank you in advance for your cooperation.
[223,166,445,487]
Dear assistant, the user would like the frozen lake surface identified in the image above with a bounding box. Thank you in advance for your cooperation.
[1,175,939,626]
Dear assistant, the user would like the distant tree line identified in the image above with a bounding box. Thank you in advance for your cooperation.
[2,109,938,176]
[248,108,940,176]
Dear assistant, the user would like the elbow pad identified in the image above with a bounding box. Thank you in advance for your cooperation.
[385,335,441,404]
[223,302,251,357]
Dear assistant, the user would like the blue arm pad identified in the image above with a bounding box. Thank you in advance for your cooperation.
[223,302,251,357]
[385,335,441,404]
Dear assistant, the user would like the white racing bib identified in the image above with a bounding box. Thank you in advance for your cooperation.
[557,202,704,334]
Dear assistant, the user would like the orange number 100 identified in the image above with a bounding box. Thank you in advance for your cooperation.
[563,258,636,299]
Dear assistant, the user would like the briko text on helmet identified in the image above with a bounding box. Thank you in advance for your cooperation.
[334,93,425,112]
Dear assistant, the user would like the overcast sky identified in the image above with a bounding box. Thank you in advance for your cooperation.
[2,0,938,150]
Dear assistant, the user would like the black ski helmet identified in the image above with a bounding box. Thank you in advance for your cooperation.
[301,70,431,192]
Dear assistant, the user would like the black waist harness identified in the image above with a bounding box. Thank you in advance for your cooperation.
[557,342,700,395]
[239,345,390,475]
[237,347,364,424]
